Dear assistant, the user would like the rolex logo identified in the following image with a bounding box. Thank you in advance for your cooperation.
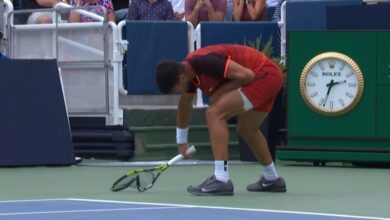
[328,60,336,69]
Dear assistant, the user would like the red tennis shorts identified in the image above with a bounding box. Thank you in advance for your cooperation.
[240,58,284,112]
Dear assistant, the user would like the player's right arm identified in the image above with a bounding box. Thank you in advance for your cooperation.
[176,93,195,156]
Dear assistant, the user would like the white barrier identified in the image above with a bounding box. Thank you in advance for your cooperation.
[5,5,126,126]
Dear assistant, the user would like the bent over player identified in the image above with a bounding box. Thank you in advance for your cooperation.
[155,44,287,196]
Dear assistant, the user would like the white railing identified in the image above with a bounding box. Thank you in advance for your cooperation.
[117,20,129,95]
[54,2,104,22]
[2,0,13,34]
[6,5,126,126]
[279,1,287,64]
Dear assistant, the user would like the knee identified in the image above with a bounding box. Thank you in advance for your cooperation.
[36,16,52,24]
[206,107,223,122]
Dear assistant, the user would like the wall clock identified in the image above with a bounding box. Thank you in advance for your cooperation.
[300,52,364,116]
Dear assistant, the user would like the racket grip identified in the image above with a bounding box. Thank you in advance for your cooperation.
[186,145,197,155]
[167,145,197,166]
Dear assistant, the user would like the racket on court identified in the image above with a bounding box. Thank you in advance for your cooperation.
[111,145,196,192]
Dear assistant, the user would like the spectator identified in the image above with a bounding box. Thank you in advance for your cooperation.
[0,28,9,60]
[266,0,277,7]
[271,0,285,22]
[169,0,185,20]
[111,0,128,9]
[185,0,227,28]
[112,0,129,22]
[69,0,116,22]
[127,0,174,20]
[232,0,266,21]
[24,0,68,24]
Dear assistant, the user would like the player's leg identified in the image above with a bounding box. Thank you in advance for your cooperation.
[187,89,245,196]
[236,110,272,165]
[237,108,286,192]
[237,59,286,192]
[206,90,245,161]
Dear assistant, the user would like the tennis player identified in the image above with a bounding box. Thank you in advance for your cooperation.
[155,44,287,196]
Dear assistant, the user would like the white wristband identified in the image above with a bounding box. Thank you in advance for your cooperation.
[176,127,189,144]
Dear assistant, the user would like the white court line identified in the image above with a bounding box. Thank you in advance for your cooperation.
[0,198,387,220]
[67,198,389,220]
[0,198,69,203]
[0,206,182,216]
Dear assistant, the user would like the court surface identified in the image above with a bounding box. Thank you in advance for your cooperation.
[0,160,389,219]
[0,198,386,220]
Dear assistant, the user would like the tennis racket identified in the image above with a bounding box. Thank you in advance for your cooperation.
[111,145,196,192]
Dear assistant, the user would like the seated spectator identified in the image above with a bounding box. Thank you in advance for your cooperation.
[169,0,185,20]
[185,0,227,28]
[69,0,116,22]
[266,0,277,7]
[271,0,285,22]
[0,28,10,60]
[112,0,129,22]
[232,0,266,21]
[127,0,174,20]
[111,0,128,9]
[24,0,68,24]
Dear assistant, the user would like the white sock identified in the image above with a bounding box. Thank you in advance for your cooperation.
[214,160,229,183]
[263,162,279,181]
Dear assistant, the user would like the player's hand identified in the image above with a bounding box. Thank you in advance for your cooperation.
[178,143,193,158]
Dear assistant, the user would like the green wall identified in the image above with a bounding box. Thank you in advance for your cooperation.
[278,31,390,162]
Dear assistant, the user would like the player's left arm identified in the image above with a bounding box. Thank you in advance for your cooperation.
[210,60,254,103]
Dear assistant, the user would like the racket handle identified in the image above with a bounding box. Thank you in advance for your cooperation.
[186,145,197,155]
[167,145,196,166]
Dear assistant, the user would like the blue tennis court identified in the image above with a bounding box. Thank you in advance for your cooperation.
[0,199,385,220]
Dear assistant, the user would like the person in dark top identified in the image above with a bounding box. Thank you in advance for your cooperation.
[155,44,287,196]
[127,0,174,20]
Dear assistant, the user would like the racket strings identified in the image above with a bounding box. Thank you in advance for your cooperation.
[132,171,159,191]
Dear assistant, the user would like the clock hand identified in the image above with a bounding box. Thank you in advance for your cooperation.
[322,79,347,107]
[333,80,347,85]
[323,79,335,107]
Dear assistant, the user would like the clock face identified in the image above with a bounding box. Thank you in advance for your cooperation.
[300,52,364,116]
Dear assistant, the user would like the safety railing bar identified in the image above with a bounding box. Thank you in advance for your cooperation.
[11,22,105,30]
[55,2,104,22]
[108,21,124,125]
[279,1,287,64]
[3,0,14,37]
[114,20,129,95]
[3,0,13,16]
[193,24,207,108]
[186,21,195,52]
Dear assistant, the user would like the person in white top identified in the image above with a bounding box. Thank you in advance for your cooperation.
[169,0,185,20]
[266,0,278,7]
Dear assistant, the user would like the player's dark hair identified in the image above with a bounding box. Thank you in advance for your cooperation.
[155,60,184,94]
